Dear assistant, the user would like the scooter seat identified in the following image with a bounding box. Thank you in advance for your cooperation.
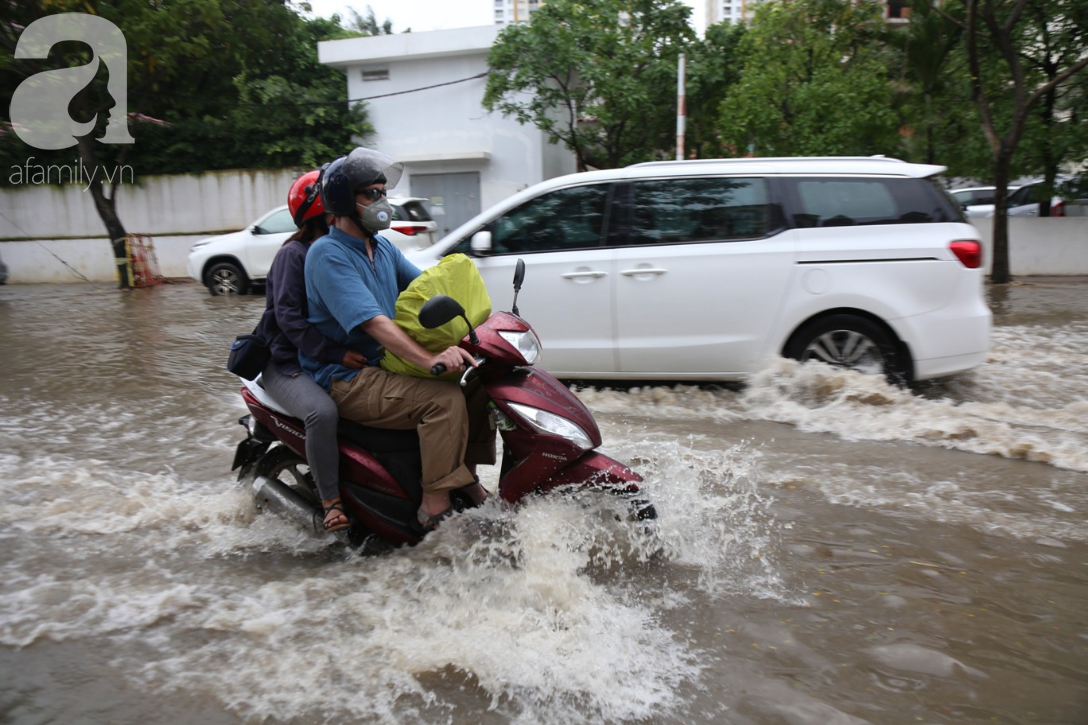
[337,420,420,454]
[242,376,291,416]
[243,375,419,455]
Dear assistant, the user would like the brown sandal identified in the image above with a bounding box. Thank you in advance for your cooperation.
[322,501,351,533]
[417,505,456,532]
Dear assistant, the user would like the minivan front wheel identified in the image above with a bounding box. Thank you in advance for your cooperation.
[205,262,249,296]
[784,315,907,384]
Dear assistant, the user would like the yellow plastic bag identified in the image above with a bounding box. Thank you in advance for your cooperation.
[380,254,492,380]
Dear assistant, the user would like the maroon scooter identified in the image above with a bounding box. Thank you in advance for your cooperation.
[232,260,654,546]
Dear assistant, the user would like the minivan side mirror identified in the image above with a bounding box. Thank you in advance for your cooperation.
[470,231,492,255]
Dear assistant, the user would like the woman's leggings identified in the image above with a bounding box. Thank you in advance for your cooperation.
[259,361,341,503]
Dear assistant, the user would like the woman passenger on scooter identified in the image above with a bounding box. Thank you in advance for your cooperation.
[255,169,366,533]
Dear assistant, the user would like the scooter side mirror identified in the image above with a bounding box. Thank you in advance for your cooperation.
[511,258,525,316]
[470,231,492,256]
[513,258,525,291]
[419,295,466,329]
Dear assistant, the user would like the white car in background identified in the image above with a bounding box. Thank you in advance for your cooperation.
[1003,178,1070,217]
[949,186,1011,218]
[188,197,438,295]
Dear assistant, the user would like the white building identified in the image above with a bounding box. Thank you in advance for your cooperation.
[705,0,763,25]
[706,0,911,26]
[493,0,543,25]
[318,25,576,237]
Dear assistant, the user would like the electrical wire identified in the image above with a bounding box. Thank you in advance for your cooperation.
[146,71,491,110]
[0,209,103,287]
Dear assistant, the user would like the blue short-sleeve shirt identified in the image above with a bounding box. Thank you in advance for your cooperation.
[301,227,421,390]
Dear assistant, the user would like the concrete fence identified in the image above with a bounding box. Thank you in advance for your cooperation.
[969,218,1088,276]
[1,168,301,284]
[2,169,1088,283]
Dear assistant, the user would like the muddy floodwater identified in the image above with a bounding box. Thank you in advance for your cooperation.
[1,278,1086,725]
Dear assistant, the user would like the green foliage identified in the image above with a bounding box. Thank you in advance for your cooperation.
[1000,0,1088,181]
[343,6,396,36]
[683,21,746,159]
[484,0,696,169]
[718,0,901,157]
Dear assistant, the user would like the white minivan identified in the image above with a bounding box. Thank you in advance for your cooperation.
[409,157,991,384]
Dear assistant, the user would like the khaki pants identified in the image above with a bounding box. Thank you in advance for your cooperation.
[330,367,496,493]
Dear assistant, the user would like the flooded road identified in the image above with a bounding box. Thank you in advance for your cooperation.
[1,279,1086,724]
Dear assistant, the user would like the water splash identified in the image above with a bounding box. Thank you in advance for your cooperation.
[0,442,790,723]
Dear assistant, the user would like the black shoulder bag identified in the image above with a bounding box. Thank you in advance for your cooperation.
[226,306,275,380]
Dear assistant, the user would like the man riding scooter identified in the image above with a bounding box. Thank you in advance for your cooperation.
[299,148,494,531]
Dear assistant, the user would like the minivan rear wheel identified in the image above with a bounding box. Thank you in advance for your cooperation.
[784,315,907,384]
[206,262,249,296]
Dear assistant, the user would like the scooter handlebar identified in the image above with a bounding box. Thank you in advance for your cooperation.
[430,363,447,376]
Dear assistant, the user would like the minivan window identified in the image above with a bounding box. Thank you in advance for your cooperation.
[470,184,610,255]
[623,177,771,245]
[256,208,298,234]
[785,177,958,227]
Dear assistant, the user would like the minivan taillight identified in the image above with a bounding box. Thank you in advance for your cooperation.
[950,240,982,268]
[1052,200,1065,217]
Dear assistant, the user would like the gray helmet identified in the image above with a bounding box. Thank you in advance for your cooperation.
[320,147,404,217]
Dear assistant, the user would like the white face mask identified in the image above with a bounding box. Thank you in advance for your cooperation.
[356,198,392,232]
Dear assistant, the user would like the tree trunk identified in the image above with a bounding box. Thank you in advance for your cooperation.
[77,137,131,288]
[1039,86,1058,218]
[990,150,1014,284]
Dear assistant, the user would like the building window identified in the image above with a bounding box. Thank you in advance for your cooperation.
[361,69,389,82]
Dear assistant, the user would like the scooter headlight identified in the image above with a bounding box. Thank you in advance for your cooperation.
[507,402,593,451]
[498,330,542,365]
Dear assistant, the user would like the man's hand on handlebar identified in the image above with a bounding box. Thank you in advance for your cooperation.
[428,346,477,376]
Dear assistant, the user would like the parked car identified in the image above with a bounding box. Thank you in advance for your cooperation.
[390,196,440,249]
[409,156,991,384]
[1001,178,1069,217]
[1058,177,1088,216]
[0,252,7,285]
[949,185,1015,218]
[188,197,438,295]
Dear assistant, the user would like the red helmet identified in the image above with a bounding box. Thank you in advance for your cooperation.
[288,170,325,226]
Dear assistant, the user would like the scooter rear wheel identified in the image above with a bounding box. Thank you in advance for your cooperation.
[256,446,319,507]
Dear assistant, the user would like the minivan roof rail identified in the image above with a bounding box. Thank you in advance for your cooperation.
[627,155,907,168]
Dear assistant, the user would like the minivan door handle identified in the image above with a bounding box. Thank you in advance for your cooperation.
[561,271,607,279]
[620,267,668,276]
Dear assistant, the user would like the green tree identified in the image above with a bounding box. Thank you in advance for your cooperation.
[132,11,373,172]
[343,6,396,36]
[1003,0,1088,215]
[892,0,972,167]
[1,0,372,286]
[950,0,1088,282]
[483,0,696,170]
[683,21,746,159]
[719,0,901,157]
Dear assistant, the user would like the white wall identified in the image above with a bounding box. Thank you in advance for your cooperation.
[1,168,299,240]
[970,218,1088,276]
[0,168,300,284]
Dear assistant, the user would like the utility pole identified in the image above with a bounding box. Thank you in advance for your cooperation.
[676,53,686,160]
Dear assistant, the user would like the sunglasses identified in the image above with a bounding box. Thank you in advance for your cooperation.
[357,188,387,202]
